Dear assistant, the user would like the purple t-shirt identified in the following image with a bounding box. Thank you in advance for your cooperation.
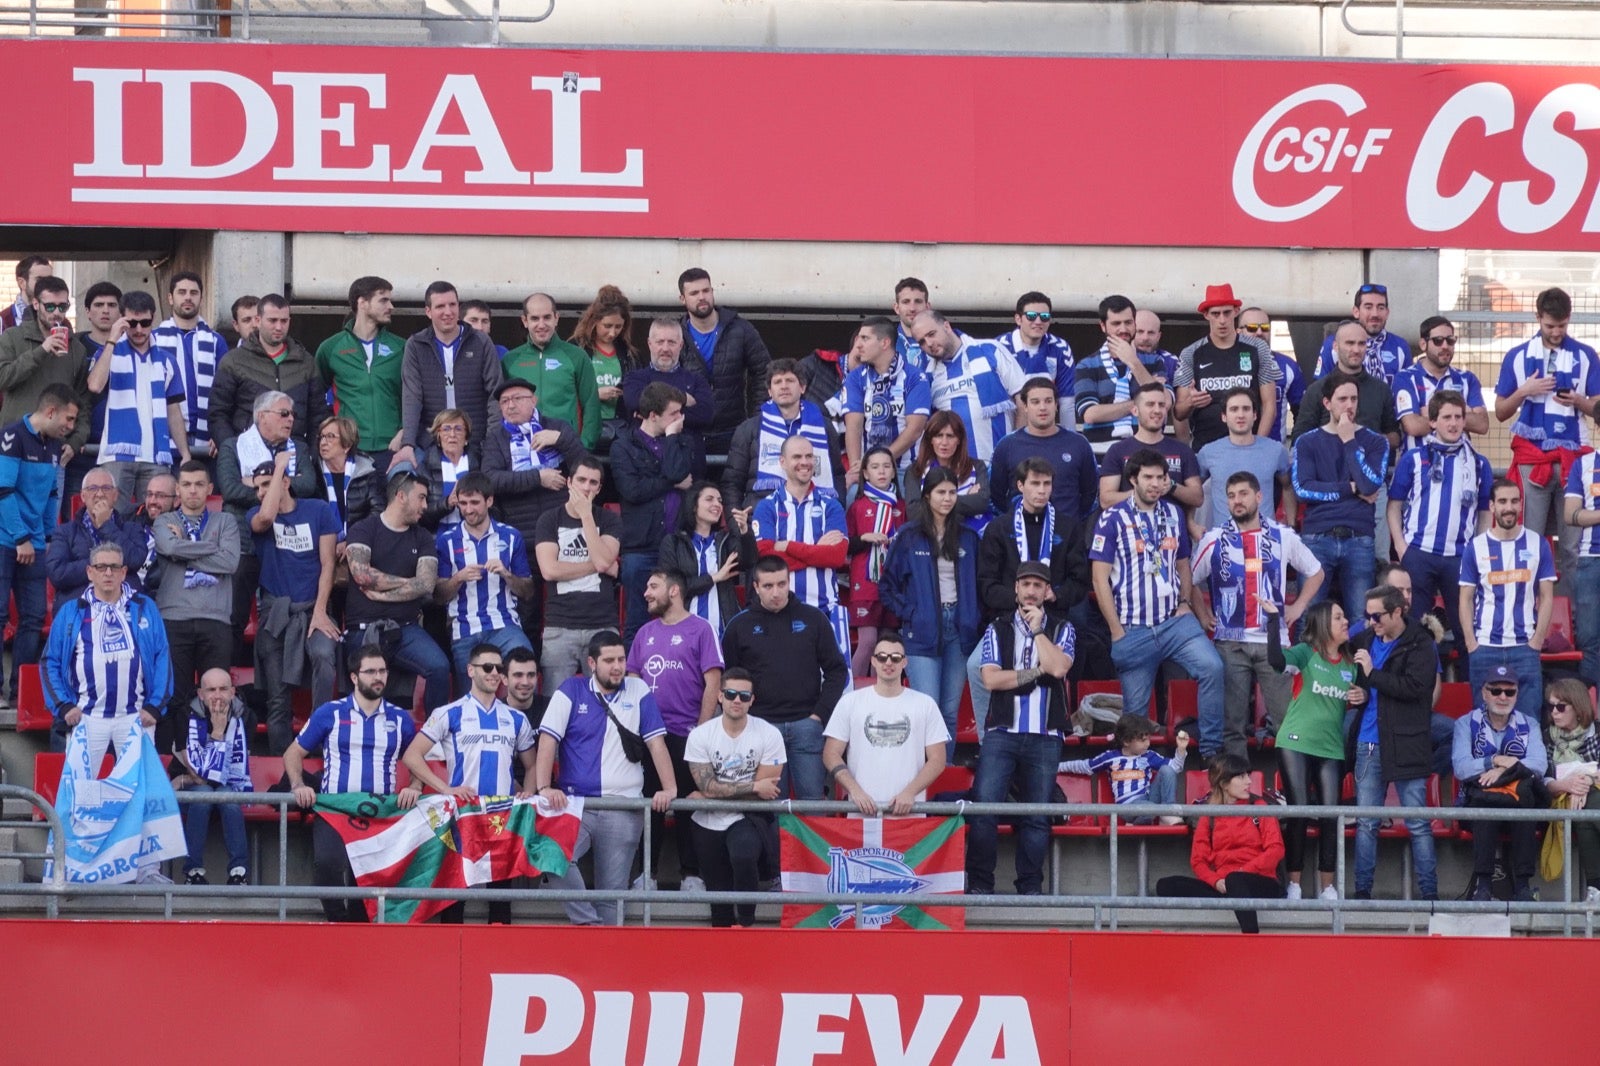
[626,613,725,736]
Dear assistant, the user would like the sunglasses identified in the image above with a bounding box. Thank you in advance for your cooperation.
[471,662,504,674]
[1486,685,1517,697]
[1364,611,1390,624]
[39,301,70,313]
[125,318,154,329]
[1427,335,1457,346]
[1239,324,1270,334]
[1356,283,1388,296]
[873,652,906,664]
[1546,700,1572,712]
[1021,311,1052,322]
[720,688,754,703]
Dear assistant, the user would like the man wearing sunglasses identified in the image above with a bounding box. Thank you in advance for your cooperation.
[1452,664,1548,901]
[1237,307,1304,444]
[1459,478,1554,723]
[403,644,538,924]
[0,255,51,332]
[823,631,948,818]
[996,292,1075,429]
[683,666,785,927]
[0,276,93,474]
[1392,316,1488,450]
[84,289,190,510]
[1313,282,1413,383]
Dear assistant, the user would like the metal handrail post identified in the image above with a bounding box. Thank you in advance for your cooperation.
[1108,813,1119,931]
[1333,813,1346,934]
[640,807,652,927]
[490,0,500,45]
[277,802,288,922]
[1563,818,1574,936]
[241,0,249,40]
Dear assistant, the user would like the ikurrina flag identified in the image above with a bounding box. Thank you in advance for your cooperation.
[779,813,966,930]
[315,792,584,923]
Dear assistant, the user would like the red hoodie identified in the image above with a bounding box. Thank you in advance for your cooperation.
[1190,799,1284,884]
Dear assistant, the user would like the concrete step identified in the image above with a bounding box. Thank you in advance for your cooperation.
[0,858,22,884]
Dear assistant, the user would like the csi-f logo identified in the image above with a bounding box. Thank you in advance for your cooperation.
[1232,84,1392,223]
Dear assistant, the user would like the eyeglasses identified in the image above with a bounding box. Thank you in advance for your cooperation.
[720,689,755,703]
[873,652,907,664]
[88,563,125,573]
[1021,311,1052,322]
[1239,324,1270,334]
[1486,685,1517,697]
[39,302,70,313]
[1356,283,1388,296]
[270,408,294,419]
[1427,335,1457,346]
[1364,611,1390,624]
[436,424,467,433]
[82,484,117,494]
[125,318,153,329]
[471,662,504,674]
[318,431,344,443]
[146,491,176,500]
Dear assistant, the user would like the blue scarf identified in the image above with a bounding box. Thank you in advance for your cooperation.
[1012,498,1054,563]
[1422,433,1481,503]
[862,357,911,451]
[323,458,355,534]
[1207,519,1286,641]
[860,483,900,581]
[504,416,562,473]
[1363,330,1392,380]
[1469,708,1530,761]
[187,706,250,789]
[753,399,835,495]
[179,510,218,589]
[690,533,723,633]
[948,341,1017,421]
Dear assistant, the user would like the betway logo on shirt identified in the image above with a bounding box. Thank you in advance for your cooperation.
[1310,678,1349,700]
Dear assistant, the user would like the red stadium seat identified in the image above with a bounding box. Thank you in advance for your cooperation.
[927,765,974,798]
[1052,772,1105,837]
[33,751,173,817]
[956,684,978,744]
[1543,597,1583,666]
[1096,775,1187,837]
[16,663,51,731]
[1436,681,1473,719]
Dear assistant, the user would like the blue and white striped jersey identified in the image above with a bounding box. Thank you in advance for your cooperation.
[1391,364,1486,449]
[435,519,530,641]
[1389,441,1493,557]
[979,612,1076,735]
[995,329,1075,405]
[420,694,536,798]
[296,696,416,795]
[74,602,145,719]
[1459,529,1556,647]
[1496,334,1600,450]
[1088,499,1190,628]
[1564,452,1600,557]
[927,337,1027,462]
[1059,750,1179,804]
[752,486,847,612]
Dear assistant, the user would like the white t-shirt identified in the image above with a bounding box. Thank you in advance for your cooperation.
[823,686,950,807]
[683,715,787,831]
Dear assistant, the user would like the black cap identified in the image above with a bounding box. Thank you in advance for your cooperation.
[1015,561,1052,583]
[251,461,276,478]
[494,378,537,400]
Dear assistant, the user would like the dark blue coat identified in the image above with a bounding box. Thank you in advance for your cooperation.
[878,523,983,659]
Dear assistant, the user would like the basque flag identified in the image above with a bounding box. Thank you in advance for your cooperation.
[779,813,966,930]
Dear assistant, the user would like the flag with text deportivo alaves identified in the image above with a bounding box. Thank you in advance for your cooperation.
[779,814,965,930]
[315,793,583,923]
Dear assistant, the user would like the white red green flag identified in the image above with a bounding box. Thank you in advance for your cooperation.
[779,813,966,930]
[315,793,584,923]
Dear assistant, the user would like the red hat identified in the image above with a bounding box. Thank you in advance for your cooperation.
[1197,284,1242,314]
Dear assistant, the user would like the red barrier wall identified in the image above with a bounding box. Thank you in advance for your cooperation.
[0,921,1585,1063]
[13,39,1600,249]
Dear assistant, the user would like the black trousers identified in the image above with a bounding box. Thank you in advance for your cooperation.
[1156,871,1285,933]
[311,816,369,923]
[437,879,513,925]
[164,616,232,751]
[231,555,261,666]
[1277,748,1344,874]
[644,732,700,878]
[692,815,768,927]
[1469,815,1538,882]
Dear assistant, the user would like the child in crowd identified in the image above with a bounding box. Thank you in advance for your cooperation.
[1059,713,1189,825]
[845,447,905,676]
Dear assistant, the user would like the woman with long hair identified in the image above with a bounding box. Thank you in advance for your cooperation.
[570,285,637,449]
[903,410,992,532]
[845,447,906,676]
[879,466,983,761]
[1542,678,1600,903]
[1264,599,1352,902]
[1156,753,1285,933]
[658,480,757,637]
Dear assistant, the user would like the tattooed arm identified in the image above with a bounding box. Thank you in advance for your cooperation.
[688,760,781,800]
[345,543,439,603]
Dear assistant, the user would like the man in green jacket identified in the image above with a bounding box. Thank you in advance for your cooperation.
[502,293,601,450]
[315,276,406,471]
[0,275,92,466]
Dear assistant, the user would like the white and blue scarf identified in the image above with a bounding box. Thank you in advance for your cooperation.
[1469,708,1530,761]
[753,399,835,496]
[178,510,218,590]
[861,357,912,454]
[99,342,177,465]
[504,416,562,473]
[186,707,250,790]
[234,425,298,479]
[1206,519,1287,641]
[1012,498,1054,563]
[1421,432,1481,505]
[86,583,135,663]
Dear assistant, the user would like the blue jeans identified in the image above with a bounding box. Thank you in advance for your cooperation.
[182,782,248,874]
[769,716,825,801]
[906,604,965,762]
[450,624,533,692]
[0,545,47,698]
[1352,742,1437,897]
[344,622,453,712]
[1575,556,1600,690]
[620,550,658,644]
[1302,532,1376,627]
[1402,547,1466,652]
[967,730,1059,894]
[1468,643,1543,722]
[966,643,991,749]
[1110,614,1225,757]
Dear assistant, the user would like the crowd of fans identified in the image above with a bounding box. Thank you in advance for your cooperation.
[6,252,1599,925]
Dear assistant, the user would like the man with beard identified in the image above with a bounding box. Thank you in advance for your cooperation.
[678,268,771,454]
[1459,478,1555,723]
[154,271,230,471]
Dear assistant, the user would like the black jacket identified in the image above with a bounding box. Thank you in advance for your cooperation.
[680,309,771,446]
[609,427,694,552]
[400,325,503,456]
[658,526,756,626]
[721,405,845,512]
[721,594,848,724]
[315,450,384,533]
[480,415,584,539]
[1348,618,1438,781]
[209,335,330,447]
[976,508,1090,621]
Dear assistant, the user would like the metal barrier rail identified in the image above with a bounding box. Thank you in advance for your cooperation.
[0,784,66,917]
[13,790,1599,934]
[2,0,556,42]
[1338,0,1600,57]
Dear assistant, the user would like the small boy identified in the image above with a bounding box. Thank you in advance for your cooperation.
[1059,714,1189,825]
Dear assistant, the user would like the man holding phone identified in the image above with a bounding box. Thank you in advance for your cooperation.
[1495,286,1600,591]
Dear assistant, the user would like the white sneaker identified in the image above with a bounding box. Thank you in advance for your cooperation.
[680,875,707,894]
[1158,815,1186,826]
[1319,885,1340,901]
[631,874,658,892]
[1284,881,1302,900]
[1585,886,1600,907]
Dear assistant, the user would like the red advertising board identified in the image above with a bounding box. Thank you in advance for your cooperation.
[3,919,1594,1064]
[8,39,1600,249]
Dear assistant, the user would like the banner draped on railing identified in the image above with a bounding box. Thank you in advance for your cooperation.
[779,812,967,930]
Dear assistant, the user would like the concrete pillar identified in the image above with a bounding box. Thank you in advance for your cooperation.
[1367,249,1442,352]
[211,231,289,322]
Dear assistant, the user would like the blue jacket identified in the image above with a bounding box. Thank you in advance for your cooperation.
[43,587,173,720]
[45,510,151,600]
[877,523,983,658]
[0,416,62,550]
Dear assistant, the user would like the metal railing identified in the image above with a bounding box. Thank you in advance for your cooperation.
[0,784,66,917]
[1338,0,1600,58]
[2,0,555,43]
[8,790,1600,934]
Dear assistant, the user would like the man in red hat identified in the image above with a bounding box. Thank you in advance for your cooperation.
[1174,284,1280,452]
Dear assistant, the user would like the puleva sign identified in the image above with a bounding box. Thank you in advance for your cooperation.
[8,39,1600,248]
